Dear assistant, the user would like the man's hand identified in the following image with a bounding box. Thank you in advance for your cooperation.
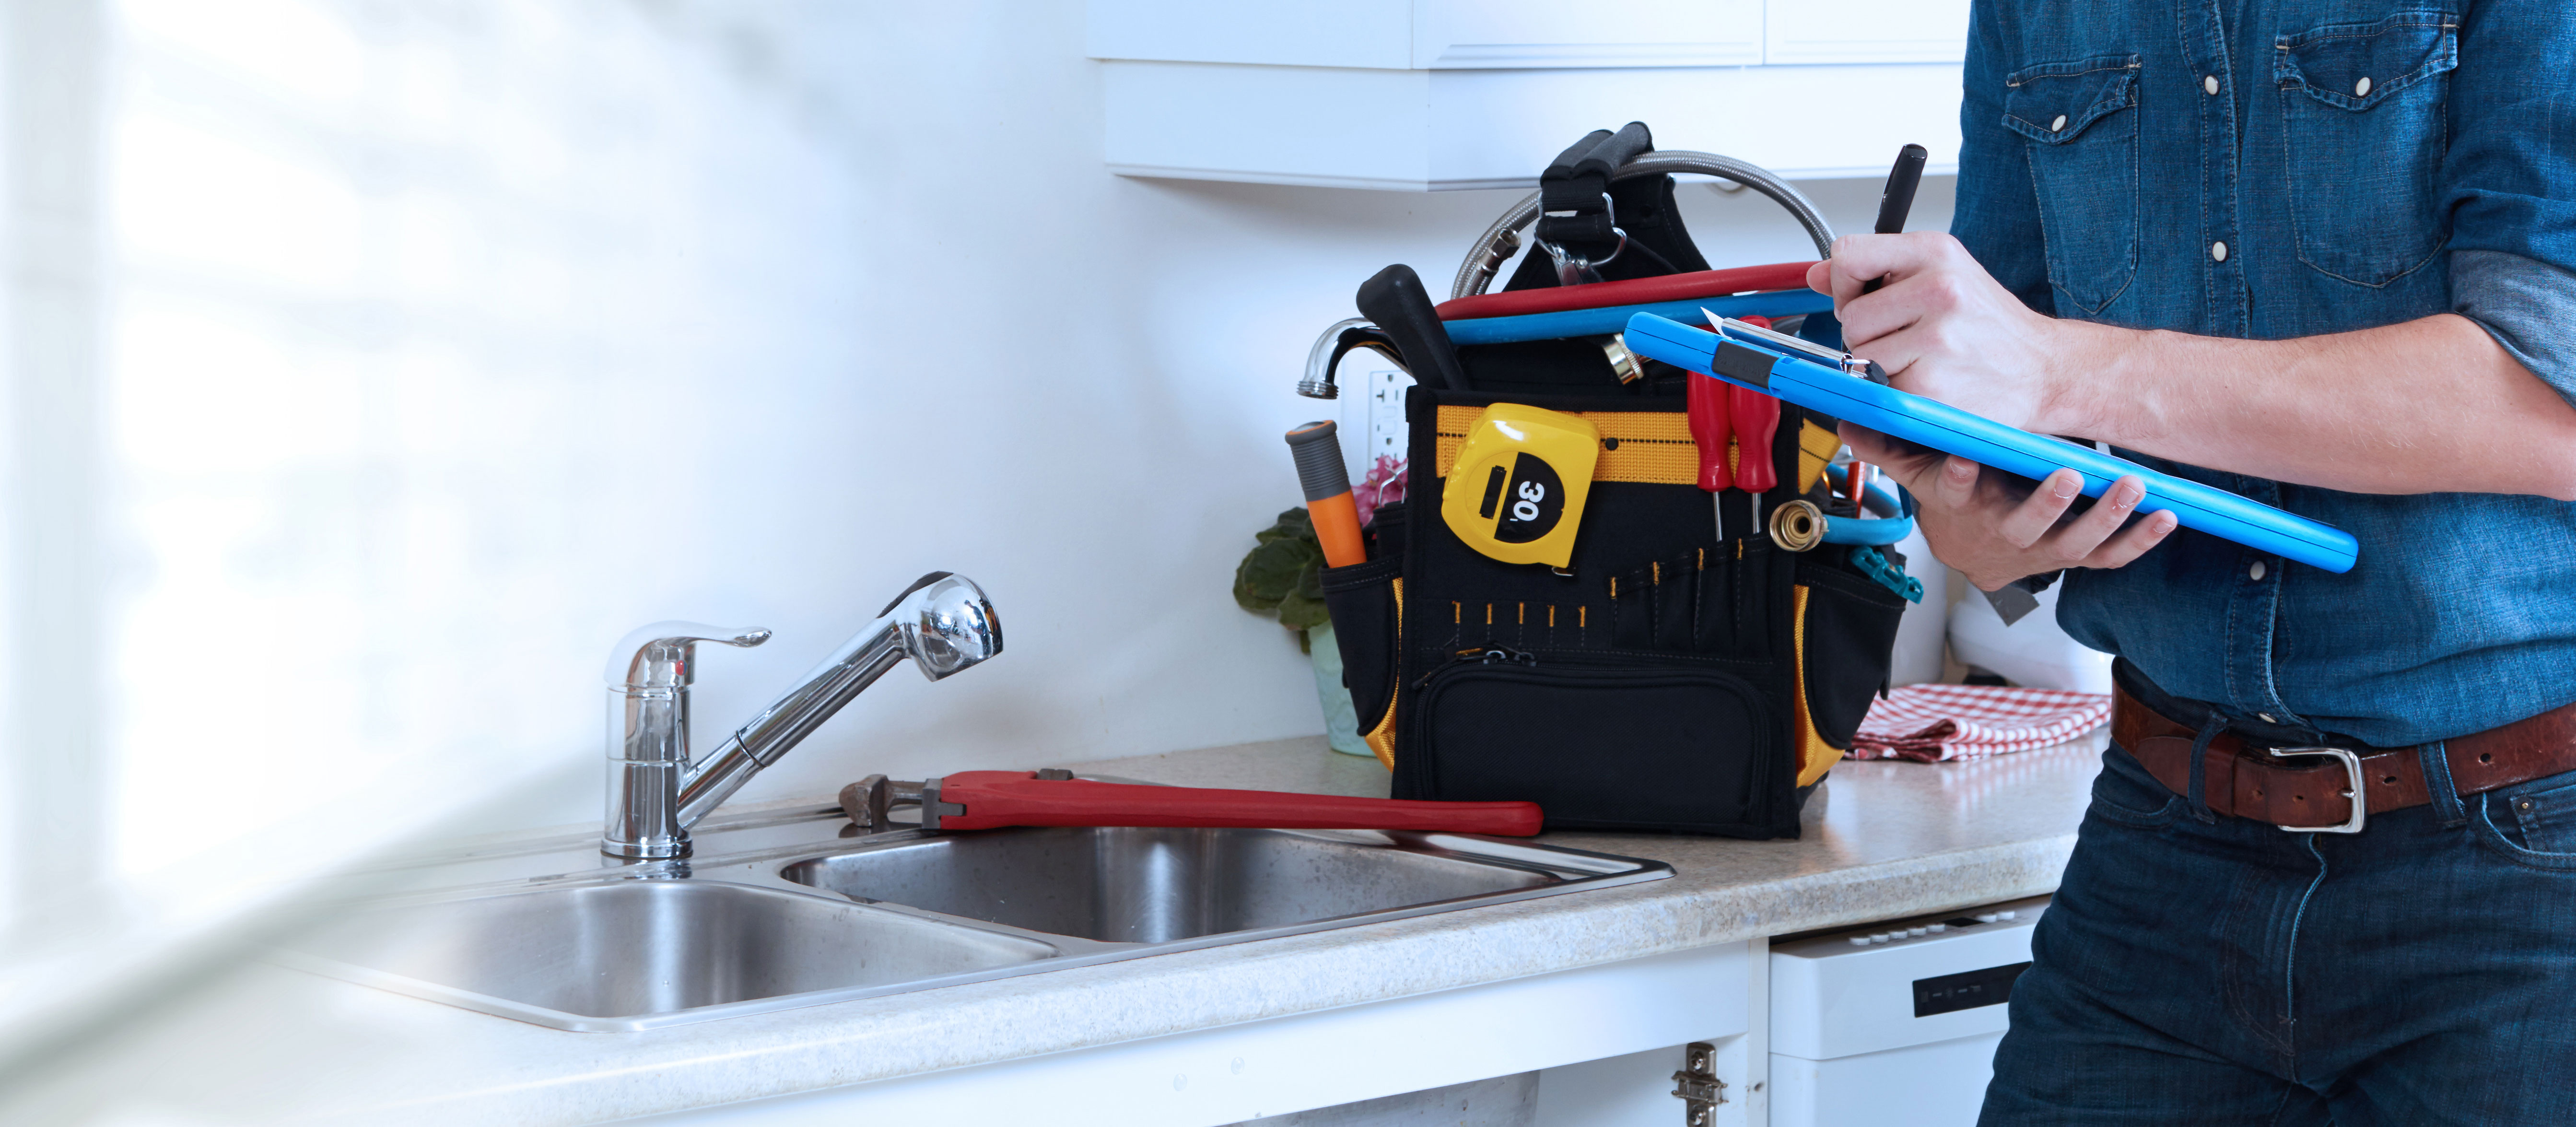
[1807,232,2576,501]
[1842,423,2177,592]
[1813,232,2168,589]
[1805,232,2114,434]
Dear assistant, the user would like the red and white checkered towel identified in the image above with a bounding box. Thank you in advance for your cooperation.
[1848,683,2112,763]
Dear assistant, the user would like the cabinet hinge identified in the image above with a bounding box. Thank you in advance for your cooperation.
[1670,1041,1726,1126]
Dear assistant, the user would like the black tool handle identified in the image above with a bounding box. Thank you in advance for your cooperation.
[1571,121,1654,182]
[1541,129,1615,188]
[1860,143,1929,295]
[1356,264,1469,391]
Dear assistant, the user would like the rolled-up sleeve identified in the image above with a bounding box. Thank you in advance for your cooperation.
[2444,0,2576,399]
[1950,0,2054,316]
[2452,250,2576,401]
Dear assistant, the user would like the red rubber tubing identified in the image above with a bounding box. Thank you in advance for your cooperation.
[1433,261,1817,322]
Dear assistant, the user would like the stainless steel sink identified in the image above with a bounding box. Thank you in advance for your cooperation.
[281,808,1670,1032]
[279,881,1056,1031]
[779,826,1559,943]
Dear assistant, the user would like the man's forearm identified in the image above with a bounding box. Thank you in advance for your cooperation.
[2054,313,2576,500]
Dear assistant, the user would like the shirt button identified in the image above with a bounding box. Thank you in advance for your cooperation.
[2258,713,2278,724]
[2249,560,2267,581]
[2355,76,2373,97]
[2050,113,2068,131]
[2212,240,2229,262]
[2204,75,2220,95]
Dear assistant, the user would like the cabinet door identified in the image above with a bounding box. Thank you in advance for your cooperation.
[1414,0,1763,69]
[1087,0,1411,69]
[1765,0,1971,65]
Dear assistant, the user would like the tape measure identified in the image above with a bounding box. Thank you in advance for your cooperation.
[1439,404,1600,568]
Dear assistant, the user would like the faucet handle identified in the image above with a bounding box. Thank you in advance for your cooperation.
[607,621,772,689]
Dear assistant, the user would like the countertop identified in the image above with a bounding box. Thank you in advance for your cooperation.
[0,733,2106,1126]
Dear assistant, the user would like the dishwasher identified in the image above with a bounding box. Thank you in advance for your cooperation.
[1768,894,2048,1127]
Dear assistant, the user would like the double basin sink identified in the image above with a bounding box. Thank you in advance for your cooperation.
[281,811,1671,1032]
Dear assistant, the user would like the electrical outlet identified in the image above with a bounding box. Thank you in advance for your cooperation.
[1365,367,1414,470]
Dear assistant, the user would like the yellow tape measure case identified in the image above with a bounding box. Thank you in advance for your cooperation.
[1438,404,1598,568]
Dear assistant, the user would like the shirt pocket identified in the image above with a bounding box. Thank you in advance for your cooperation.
[2004,55,2142,316]
[2273,12,2458,286]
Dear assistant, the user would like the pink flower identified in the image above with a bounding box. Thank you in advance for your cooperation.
[1352,455,1407,527]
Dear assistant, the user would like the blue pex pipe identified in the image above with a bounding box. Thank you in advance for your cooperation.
[1816,461,1915,546]
[1440,289,1833,347]
[1824,462,1910,521]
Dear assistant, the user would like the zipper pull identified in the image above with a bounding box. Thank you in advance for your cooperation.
[1416,647,1539,689]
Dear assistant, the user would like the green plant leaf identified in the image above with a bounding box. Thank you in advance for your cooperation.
[1275,587,1330,630]
[1253,507,1317,546]
[1233,535,1319,611]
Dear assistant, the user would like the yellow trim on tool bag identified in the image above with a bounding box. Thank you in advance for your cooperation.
[1363,578,1403,770]
[1797,420,1839,495]
[1789,585,1843,787]
[1435,405,1839,494]
[1434,405,1702,484]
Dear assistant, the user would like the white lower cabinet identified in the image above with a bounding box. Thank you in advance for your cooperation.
[640,894,2044,1127]
[638,942,1750,1127]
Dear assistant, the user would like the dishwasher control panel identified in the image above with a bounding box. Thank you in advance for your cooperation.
[1769,894,2050,1061]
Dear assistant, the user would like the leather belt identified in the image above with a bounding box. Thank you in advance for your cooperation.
[2114,688,2576,833]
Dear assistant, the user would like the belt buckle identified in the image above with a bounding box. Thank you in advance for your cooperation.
[2264,746,2366,834]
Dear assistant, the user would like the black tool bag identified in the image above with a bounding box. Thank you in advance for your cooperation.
[1320,128,1909,839]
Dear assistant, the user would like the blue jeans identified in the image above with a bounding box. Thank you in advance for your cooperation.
[1980,742,2576,1126]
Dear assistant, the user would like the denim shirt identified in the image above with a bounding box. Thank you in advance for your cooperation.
[1952,0,2576,746]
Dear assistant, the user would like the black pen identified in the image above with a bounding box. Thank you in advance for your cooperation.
[1860,143,1929,295]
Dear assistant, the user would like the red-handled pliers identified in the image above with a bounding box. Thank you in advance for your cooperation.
[906,772,1544,836]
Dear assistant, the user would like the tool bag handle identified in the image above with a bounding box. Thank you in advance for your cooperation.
[1451,152,1839,301]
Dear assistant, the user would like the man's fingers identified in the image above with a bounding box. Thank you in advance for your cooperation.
[2081,507,2181,570]
[2040,475,2145,564]
[1806,260,1833,295]
[1991,469,2082,549]
[1826,232,1944,307]
[1840,422,1956,497]
[1931,455,1980,510]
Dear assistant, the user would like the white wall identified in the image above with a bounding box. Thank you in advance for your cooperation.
[0,0,1954,968]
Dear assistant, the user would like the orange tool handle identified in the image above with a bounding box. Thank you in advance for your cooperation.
[1285,420,1370,568]
[1306,492,1367,569]
[930,771,1545,836]
[1687,372,1733,493]
[1729,383,1780,493]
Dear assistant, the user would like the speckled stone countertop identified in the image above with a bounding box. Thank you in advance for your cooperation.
[0,733,2105,1126]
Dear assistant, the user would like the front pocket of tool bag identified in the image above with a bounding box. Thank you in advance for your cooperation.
[1794,562,1908,770]
[1320,555,1404,756]
[1411,662,1784,836]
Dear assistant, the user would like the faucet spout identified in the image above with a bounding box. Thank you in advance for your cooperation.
[602,572,1000,859]
[601,622,772,861]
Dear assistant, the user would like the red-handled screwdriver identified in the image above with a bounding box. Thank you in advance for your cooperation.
[1730,383,1780,532]
[1687,371,1733,540]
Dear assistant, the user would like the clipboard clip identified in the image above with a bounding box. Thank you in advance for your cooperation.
[1709,313,1892,387]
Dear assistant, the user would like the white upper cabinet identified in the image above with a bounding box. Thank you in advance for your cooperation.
[1088,0,1765,70]
[1410,1,1765,69]
[1090,0,1972,189]
[1766,0,1972,65]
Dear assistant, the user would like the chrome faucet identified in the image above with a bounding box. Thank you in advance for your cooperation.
[602,572,1003,860]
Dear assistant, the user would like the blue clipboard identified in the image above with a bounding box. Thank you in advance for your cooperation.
[1622,312,2360,574]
